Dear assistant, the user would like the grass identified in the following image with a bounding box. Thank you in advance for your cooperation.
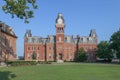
[0,63,120,80]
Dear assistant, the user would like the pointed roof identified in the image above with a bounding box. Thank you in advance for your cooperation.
[56,13,65,24]
[0,21,17,38]
[89,29,97,37]
[24,30,32,37]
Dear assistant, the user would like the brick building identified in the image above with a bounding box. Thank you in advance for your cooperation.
[24,13,98,62]
[0,21,17,61]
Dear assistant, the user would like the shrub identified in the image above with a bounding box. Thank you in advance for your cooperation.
[7,61,37,66]
[7,61,52,66]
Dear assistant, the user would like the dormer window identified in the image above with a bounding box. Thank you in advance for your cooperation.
[87,38,89,41]
[81,38,83,41]
[32,38,34,43]
[65,37,67,42]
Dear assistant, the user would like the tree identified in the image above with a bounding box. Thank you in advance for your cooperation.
[75,48,87,62]
[109,29,120,62]
[32,51,36,60]
[2,0,37,23]
[96,41,113,62]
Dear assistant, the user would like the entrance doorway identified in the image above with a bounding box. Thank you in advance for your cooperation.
[59,53,62,60]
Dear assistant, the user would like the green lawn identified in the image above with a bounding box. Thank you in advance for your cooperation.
[0,63,120,80]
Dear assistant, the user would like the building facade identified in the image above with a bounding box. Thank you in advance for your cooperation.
[0,21,17,61]
[24,14,98,61]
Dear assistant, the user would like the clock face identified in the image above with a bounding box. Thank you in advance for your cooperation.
[58,18,63,24]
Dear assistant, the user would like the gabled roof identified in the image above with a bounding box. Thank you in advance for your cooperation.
[0,21,17,38]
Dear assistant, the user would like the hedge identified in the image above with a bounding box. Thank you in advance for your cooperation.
[7,61,51,66]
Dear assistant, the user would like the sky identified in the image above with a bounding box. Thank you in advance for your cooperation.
[0,0,120,56]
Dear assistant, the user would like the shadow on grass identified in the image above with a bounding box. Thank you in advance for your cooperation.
[0,71,16,80]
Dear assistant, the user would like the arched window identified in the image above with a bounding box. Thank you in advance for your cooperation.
[59,37,61,42]
[28,46,30,51]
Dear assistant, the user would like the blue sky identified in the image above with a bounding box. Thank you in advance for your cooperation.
[0,0,120,56]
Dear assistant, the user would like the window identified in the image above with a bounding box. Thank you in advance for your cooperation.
[9,39,11,46]
[49,53,51,59]
[38,47,40,50]
[66,53,69,59]
[49,47,54,50]
[32,38,34,43]
[60,28,63,33]
[69,47,71,50]
[5,37,7,45]
[70,53,72,59]
[28,47,30,50]
[32,46,34,50]
[58,28,60,33]
[37,53,40,58]
[34,46,36,50]
[0,55,1,58]
[81,38,83,41]
[89,37,92,41]
[59,37,61,42]
[65,37,67,42]
[28,53,30,58]
[87,38,89,41]
[0,50,2,58]
[66,47,68,50]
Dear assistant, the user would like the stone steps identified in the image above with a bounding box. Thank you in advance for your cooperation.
[57,60,64,63]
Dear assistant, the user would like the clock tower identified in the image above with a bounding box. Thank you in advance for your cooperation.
[55,13,65,61]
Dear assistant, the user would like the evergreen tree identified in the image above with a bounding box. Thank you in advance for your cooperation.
[32,51,36,60]
[75,48,87,62]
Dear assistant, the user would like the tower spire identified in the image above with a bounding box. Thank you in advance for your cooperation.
[56,13,65,25]
[55,13,65,34]
[89,29,97,37]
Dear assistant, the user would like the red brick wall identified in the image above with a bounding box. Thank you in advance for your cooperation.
[63,43,76,61]
[46,43,55,61]
[24,41,97,62]
[1,32,17,61]
[24,43,45,61]
[78,43,97,61]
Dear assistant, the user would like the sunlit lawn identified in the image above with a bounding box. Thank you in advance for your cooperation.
[0,63,120,80]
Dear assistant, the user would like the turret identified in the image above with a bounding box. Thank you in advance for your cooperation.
[55,13,65,34]
[56,13,65,25]
[89,29,97,37]
[24,30,32,38]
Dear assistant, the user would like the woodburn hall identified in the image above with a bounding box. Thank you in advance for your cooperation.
[24,13,98,62]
